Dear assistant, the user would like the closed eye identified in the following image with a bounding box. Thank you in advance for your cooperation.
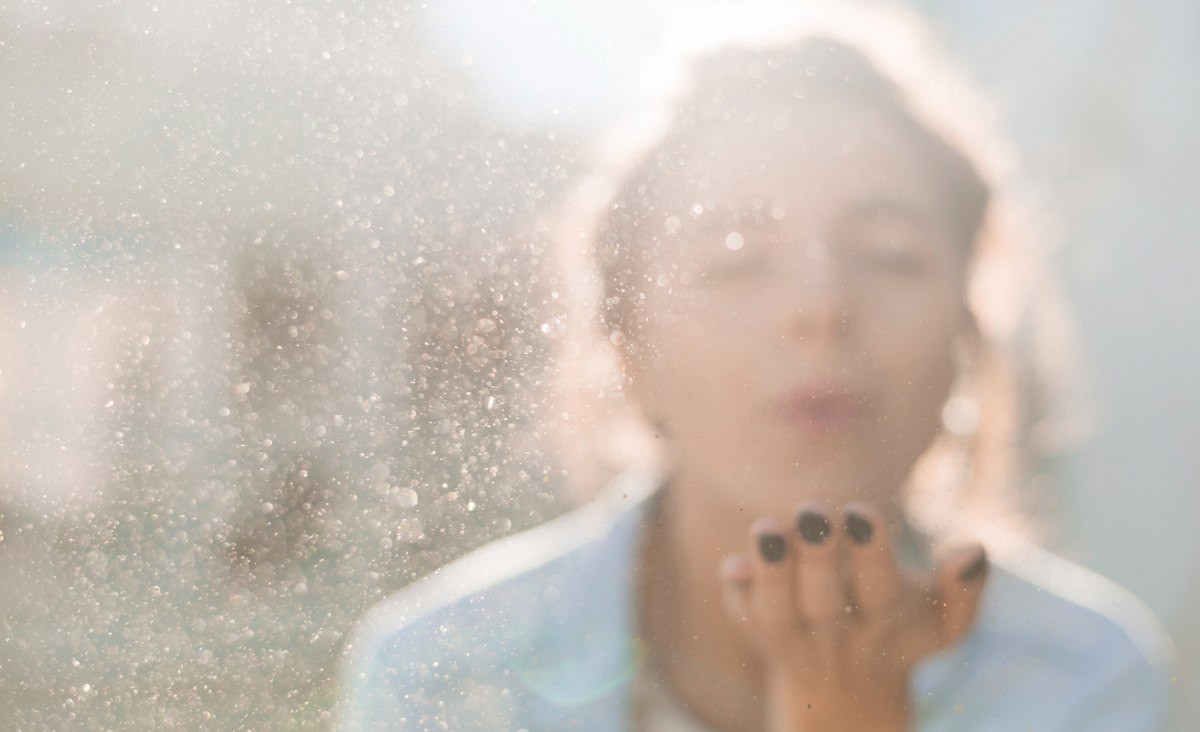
[854,246,930,275]
[700,252,771,281]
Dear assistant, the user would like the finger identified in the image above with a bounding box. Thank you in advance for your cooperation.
[793,506,843,625]
[934,545,988,647]
[718,554,754,628]
[748,517,796,632]
[842,504,903,619]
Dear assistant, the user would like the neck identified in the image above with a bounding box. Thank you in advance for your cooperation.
[637,471,769,731]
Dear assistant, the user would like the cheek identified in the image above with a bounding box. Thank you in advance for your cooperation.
[863,288,962,429]
[640,312,750,417]
[631,293,773,465]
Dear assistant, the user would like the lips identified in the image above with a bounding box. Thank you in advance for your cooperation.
[772,387,867,431]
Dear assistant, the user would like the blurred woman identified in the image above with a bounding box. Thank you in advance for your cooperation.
[340,5,1173,730]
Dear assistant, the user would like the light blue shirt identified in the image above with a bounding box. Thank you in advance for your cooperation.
[339,467,1175,731]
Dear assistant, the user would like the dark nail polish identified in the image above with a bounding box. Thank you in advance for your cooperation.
[797,512,831,544]
[758,533,787,563]
[959,552,988,582]
[845,512,874,545]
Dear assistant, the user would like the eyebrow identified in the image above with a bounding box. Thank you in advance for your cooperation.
[687,204,778,234]
[682,196,942,241]
[839,198,940,227]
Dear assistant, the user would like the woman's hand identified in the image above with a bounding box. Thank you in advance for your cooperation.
[718,504,988,732]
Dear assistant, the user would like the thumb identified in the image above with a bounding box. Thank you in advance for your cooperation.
[718,553,755,628]
[934,544,988,648]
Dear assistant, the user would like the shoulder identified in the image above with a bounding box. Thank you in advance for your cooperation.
[337,468,657,731]
[983,541,1173,668]
[917,539,1177,732]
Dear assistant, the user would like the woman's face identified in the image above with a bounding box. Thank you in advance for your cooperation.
[624,96,972,517]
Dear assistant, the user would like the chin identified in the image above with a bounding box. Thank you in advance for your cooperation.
[730,463,899,514]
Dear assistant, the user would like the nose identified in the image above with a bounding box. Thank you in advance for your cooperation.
[778,239,851,341]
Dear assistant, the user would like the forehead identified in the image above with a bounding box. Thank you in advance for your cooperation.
[643,97,950,228]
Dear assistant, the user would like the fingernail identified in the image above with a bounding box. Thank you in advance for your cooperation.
[796,511,830,545]
[758,533,787,563]
[959,551,988,582]
[845,511,874,545]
